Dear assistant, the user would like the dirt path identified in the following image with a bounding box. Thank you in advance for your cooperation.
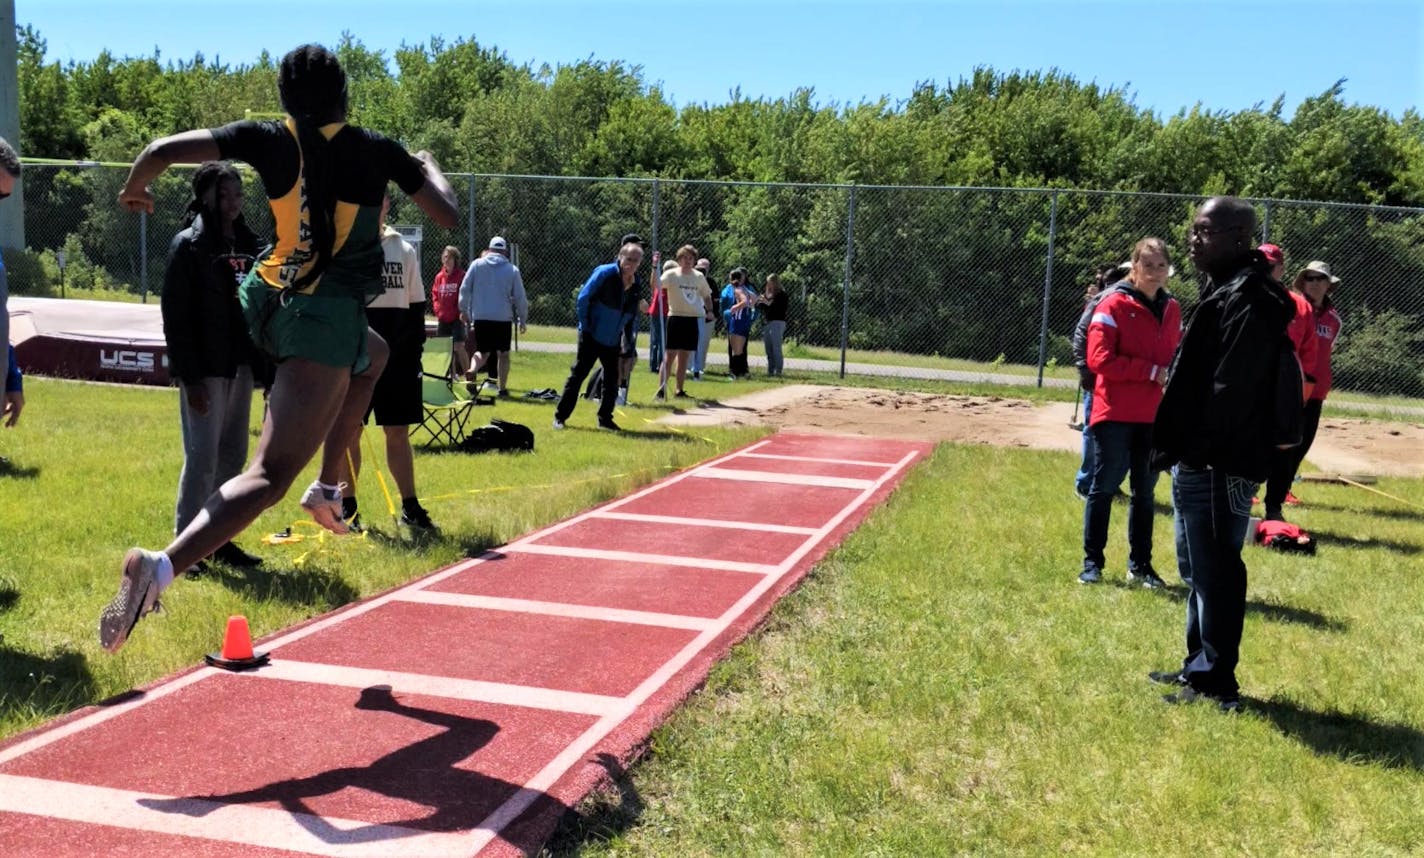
[661,385,1424,478]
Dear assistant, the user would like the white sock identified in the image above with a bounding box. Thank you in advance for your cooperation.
[155,552,176,593]
[316,479,341,499]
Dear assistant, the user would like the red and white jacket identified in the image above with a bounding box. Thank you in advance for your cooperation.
[1087,287,1182,426]
[1310,302,1342,401]
[1285,291,1320,388]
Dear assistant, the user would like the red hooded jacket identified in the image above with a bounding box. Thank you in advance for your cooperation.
[1310,302,1342,401]
[1285,291,1320,397]
[1087,287,1182,425]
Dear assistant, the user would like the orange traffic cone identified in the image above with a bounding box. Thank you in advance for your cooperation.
[204,615,270,671]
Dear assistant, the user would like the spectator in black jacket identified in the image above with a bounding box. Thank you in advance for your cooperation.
[1149,197,1300,712]
[160,161,264,570]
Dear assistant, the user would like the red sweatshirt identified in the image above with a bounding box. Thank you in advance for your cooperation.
[432,267,465,323]
[1311,303,1342,401]
[1087,287,1182,426]
[1285,291,1320,398]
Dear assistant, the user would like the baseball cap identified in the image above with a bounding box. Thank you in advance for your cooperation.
[488,236,508,252]
[1258,243,1284,266]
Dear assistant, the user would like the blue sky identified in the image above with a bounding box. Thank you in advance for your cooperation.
[16,0,1423,118]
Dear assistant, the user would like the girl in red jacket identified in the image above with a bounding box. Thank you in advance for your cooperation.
[1263,261,1342,521]
[1080,237,1182,587]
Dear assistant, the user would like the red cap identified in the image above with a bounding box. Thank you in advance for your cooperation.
[1258,243,1284,265]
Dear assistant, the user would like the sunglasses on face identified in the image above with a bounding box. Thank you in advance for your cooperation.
[1302,273,1330,282]
[1190,224,1239,239]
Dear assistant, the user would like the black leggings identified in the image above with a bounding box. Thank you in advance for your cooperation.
[1265,398,1323,507]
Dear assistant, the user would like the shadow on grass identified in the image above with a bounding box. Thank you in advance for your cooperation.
[1148,584,1347,632]
[542,752,645,857]
[1249,696,1424,771]
[0,457,40,480]
[0,582,17,612]
[202,561,359,610]
[1310,528,1423,556]
[1296,502,1422,522]
[0,646,98,726]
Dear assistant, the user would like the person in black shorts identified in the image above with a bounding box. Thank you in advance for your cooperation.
[100,44,458,653]
[656,244,712,398]
[459,236,528,398]
[340,195,436,533]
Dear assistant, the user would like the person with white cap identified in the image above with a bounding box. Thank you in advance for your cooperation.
[459,235,529,397]
[1262,260,1342,521]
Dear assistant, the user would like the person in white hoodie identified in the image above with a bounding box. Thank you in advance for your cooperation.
[459,236,529,398]
[341,195,435,533]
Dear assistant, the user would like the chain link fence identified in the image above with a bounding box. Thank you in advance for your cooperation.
[11,165,1424,407]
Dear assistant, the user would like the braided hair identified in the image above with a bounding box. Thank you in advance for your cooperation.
[181,161,242,230]
[277,44,348,288]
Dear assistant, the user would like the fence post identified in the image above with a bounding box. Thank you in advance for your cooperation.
[466,174,476,263]
[139,209,148,303]
[1035,190,1059,388]
[1261,199,1272,243]
[840,184,856,379]
[651,177,660,259]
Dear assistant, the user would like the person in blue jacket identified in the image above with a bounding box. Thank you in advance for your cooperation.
[2,344,21,430]
[554,240,644,431]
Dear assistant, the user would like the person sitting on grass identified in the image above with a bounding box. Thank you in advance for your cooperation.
[99,43,458,654]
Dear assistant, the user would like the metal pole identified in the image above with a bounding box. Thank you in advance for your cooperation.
[139,209,148,302]
[1035,190,1058,388]
[1261,199,1272,244]
[466,174,476,263]
[840,185,855,379]
[650,177,660,259]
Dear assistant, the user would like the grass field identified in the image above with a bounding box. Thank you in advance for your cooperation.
[547,445,1424,856]
[4,349,1424,856]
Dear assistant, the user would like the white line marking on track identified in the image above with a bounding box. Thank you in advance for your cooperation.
[500,439,773,550]
[463,446,923,854]
[692,466,875,490]
[586,510,818,535]
[396,590,717,631]
[0,773,474,858]
[736,452,898,468]
[239,659,625,716]
[505,543,779,575]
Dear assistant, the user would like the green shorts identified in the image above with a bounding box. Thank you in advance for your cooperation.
[239,273,371,375]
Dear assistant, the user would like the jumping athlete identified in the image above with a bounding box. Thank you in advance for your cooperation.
[100,44,458,653]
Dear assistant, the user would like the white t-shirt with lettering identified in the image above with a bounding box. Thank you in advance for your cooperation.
[661,269,711,318]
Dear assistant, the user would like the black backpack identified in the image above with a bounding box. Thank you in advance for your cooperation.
[458,418,535,453]
[582,366,605,400]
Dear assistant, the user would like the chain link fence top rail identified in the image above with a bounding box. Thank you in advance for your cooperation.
[11,164,1424,408]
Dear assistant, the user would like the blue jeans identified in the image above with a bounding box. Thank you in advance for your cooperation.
[1074,389,1095,496]
[692,315,711,375]
[1172,465,1256,698]
[1082,421,1158,574]
[647,315,664,373]
[762,320,786,375]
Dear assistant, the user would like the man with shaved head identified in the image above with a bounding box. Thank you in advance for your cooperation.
[1149,196,1301,713]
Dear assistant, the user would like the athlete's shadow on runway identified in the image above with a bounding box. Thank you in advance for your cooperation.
[138,685,566,848]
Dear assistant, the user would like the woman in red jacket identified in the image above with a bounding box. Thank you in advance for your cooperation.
[1080,237,1182,587]
[431,245,468,378]
[1263,260,1342,521]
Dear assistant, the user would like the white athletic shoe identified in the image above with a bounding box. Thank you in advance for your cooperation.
[98,548,163,653]
[552,418,566,430]
[299,480,350,535]
[615,390,628,406]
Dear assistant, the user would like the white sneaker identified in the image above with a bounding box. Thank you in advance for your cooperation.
[98,548,163,653]
[616,390,628,406]
[299,480,349,535]
[552,418,566,429]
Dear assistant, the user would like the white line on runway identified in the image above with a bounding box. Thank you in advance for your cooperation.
[397,589,717,631]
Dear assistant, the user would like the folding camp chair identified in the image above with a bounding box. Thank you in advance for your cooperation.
[409,373,479,448]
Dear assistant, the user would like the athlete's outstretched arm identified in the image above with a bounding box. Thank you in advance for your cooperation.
[119,130,222,214]
[409,150,459,229]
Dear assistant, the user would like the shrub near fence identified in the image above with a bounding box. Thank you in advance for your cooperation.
[13,164,1424,398]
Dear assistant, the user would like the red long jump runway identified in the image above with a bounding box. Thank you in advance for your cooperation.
[0,433,929,857]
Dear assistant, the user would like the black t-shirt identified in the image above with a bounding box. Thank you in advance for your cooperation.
[762,290,789,322]
[212,119,425,296]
